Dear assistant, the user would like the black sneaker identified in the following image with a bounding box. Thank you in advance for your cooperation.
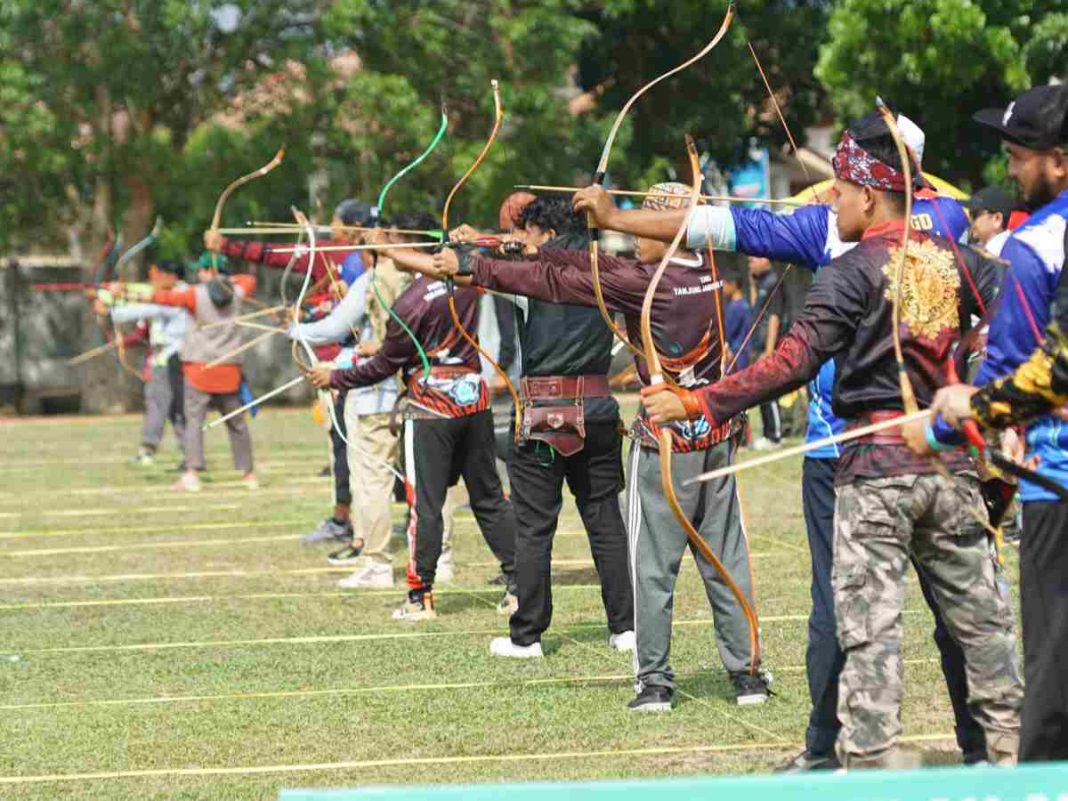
[302,518,353,546]
[730,670,771,706]
[776,749,841,773]
[627,685,674,713]
[328,541,364,566]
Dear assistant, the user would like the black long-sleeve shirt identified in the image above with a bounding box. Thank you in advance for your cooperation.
[695,221,1000,483]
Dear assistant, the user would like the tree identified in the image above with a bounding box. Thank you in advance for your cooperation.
[817,0,1065,189]
[574,0,832,190]
[322,0,601,227]
[0,0,324,255]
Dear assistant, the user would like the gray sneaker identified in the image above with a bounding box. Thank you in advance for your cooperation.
[301,518,353,546]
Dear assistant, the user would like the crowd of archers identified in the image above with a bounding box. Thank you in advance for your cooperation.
[84,80,1068,772]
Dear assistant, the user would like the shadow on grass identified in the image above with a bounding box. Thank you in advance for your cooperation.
[554,566,601,585]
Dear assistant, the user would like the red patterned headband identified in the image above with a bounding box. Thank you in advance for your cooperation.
[831,130,907,192]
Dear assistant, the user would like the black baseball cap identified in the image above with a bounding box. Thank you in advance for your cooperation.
[962,186,1020,218]
[333,199,373,226]
[153,259,185,276]
[973,84,1068,150]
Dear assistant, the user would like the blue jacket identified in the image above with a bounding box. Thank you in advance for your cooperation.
[972,189,1068,501]
[687,195,969,458]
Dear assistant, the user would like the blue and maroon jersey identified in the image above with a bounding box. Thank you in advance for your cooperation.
[687,193,970,457]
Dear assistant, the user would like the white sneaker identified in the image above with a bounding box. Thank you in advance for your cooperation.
[170,471,202,493]
[436,551,455,584]
[609,630,636,652]
[337,562,394,589]
[750,437,781,452]
[489,637,543,659]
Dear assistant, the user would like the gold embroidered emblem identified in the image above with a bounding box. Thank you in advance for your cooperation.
[882,239,960,339]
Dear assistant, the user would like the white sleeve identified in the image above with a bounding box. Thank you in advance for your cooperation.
[685,205,737,251]
[288,272,369,345]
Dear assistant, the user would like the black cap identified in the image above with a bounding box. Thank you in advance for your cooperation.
[153,259,185,276]
[973,84,1068,150]
[333,199,373,227]
[962,186,1020,218]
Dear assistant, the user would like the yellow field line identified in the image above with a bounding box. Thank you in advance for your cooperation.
[16,630,500,655]
[0,658,945,713]
[0,566,353,586]
[0,519,308,541]
[0,585,603,611]
[0,455,330,472]
[0,534,302,558]
[0,474,330,502]
[3,612,930,657]
[0,548,793,582]
[0,673,634,711]
[0,734,956,785]
[8,504,243,519]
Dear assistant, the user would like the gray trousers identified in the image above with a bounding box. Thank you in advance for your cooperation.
[142,362,184,450]
[626,440,760,690]
[183,384,253,473]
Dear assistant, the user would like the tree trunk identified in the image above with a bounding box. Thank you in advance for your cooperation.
[80,85,141,414]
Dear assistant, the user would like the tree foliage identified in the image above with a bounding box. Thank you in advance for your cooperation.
[817,0,1066,188]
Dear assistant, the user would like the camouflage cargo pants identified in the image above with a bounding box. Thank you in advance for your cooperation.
[833,473,1023,768]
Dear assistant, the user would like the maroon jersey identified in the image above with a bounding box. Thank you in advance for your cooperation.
[695,221,999,484]
[469,249,736,452]
[330,276,489,419]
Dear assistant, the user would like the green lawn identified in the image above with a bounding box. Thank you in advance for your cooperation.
[0,402,1011,799]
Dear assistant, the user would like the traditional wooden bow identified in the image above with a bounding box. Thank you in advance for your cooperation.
[588,4,736,360]
[640,136,761,675]
[440,80,523,440]
[209,147,285,270]
[370,104,450,381]
[107,215,163,383]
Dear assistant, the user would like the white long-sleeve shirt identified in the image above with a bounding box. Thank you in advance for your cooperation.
[110,300,188,366]
[289,271,399,415]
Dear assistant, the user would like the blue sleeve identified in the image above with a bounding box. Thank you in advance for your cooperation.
[729,204,831,271]
[929,413,964,448]
[915,196,969,242]
[339,253,366,287]
[975,238,1055,386]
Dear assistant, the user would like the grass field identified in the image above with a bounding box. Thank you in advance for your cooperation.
[0,401,1012,799]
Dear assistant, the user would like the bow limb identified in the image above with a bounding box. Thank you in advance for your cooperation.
[440,80,523,442]
[109,216,163,383]
[209,147,286,271]
[291,210,408,483]
[589,5,736,359]
[371,105,449,382]
[718,17,829,366]
[876,102,919,418]
[878,105,1008,536]
[641,136,761,676]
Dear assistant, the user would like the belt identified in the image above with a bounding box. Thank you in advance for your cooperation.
[426,365,478,378]
[848,410,907,445]
[521,374,611,402]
